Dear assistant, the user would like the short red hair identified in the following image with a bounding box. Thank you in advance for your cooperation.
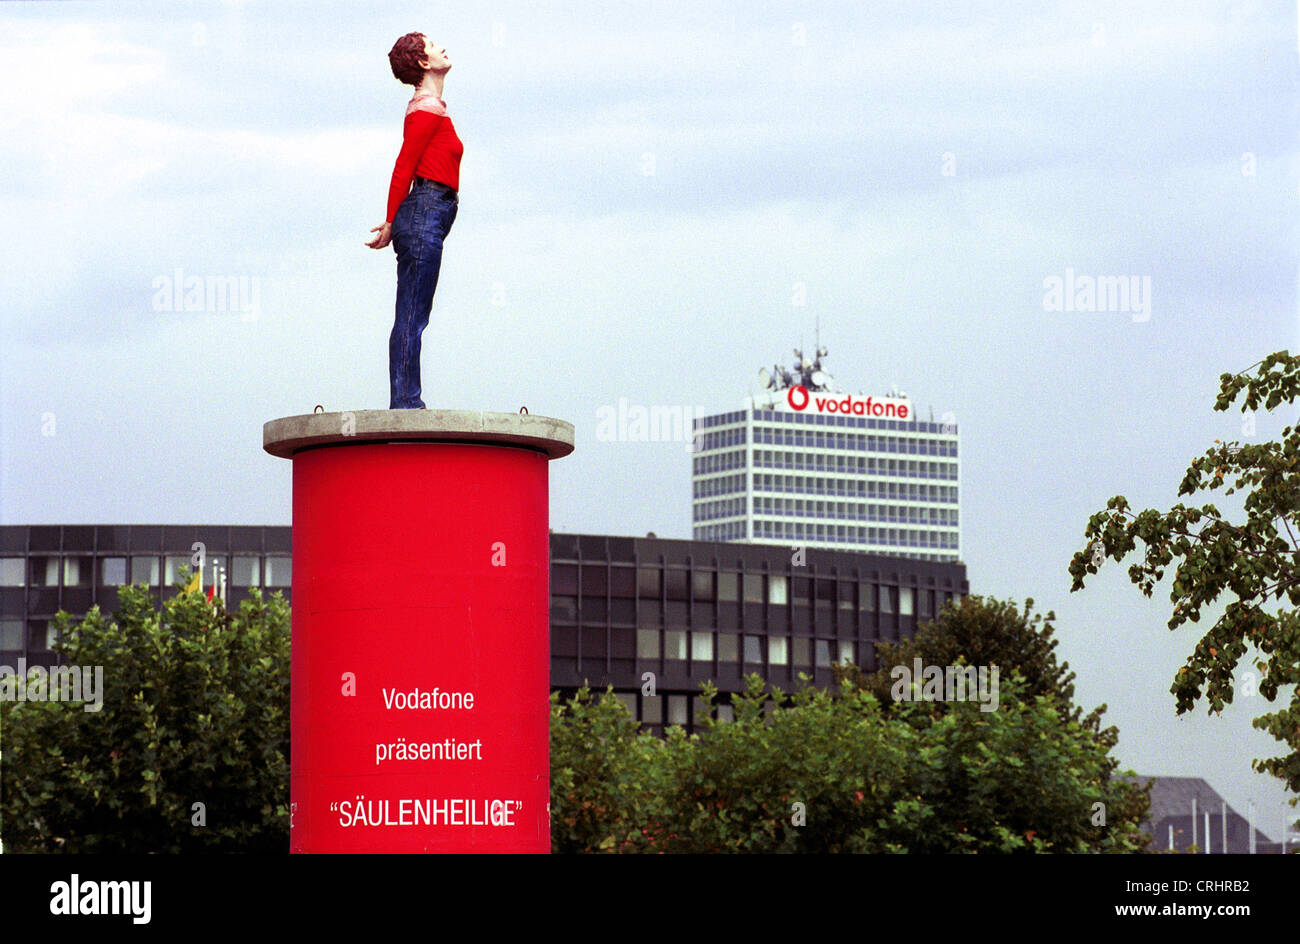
[389,32,428,86]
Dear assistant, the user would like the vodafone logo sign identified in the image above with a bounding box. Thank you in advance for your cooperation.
[781,388,910,419]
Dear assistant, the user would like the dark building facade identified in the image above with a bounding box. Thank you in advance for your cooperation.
[0,525,291,668]
[549,531,966,734]
[0,525,968,734]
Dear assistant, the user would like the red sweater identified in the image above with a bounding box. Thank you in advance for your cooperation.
[386,93,464,224]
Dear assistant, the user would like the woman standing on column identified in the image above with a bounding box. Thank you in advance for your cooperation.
[367,32,464,410]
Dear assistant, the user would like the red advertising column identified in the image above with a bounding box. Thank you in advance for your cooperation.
[263,409,574,853]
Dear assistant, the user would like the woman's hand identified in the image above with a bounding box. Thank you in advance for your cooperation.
[366,221,393,249]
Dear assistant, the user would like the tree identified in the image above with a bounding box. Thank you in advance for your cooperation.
[549,669,1152,853]
[1070,350,1300,801]
[548,686,672,853]
[840,594,1148,852]
[836,595,1141,814]
[841,596,1080,712]
[649,675,914,853]
[0,574,290,852]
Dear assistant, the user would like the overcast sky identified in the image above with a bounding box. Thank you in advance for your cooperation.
[2,0,1297,841]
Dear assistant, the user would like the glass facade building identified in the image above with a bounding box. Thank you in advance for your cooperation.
[0,525,967,735]
[549,531,966,735]
[692,398,961,562]
[0,524,291,667]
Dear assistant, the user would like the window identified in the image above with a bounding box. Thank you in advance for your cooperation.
[792,637,811,667]
[0,620,24,650]
[693,695,713,725]
[768,635,789,665]
[667,695,688,727]
[231,556,260,587]
[768,574,788,605]
[815,640,832,667]
[665,569,689,601]
[718,633,739,662]
[99,557,127,586]
[716,704,735,723]
[637,629,660,659]
[692,570,714,601]
[552,564,578,594]
[742,573,764,604]
[742,635,763,663]
[63,557,92,586]
[664,630,688,661]
[551,629,577,657]
[717,572,739,602]
[839,640,855,664]
[691,631,714,661]
[580,564,607,596]
[163,555,192,586]
[0,558,24,587]
[637,566,661,598]
[791,577,810,607]
[551,595,578,622]
[29,557,59,587]
[637,599,662,627]
[131,556,160,586]
[641,696,663,724]
[816,579,834,608]
[265,556,292,587]
[583,626,615,665]
[900,587,914,616]
[615,692,637,719]
[881,586,896,614]
[610,567,636,598]
[838,581,855,611]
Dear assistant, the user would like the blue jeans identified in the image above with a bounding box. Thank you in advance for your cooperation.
[389,181,458,409]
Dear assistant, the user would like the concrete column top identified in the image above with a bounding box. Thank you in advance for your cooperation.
[263,409,575,460]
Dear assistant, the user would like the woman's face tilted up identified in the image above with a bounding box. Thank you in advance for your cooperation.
[420,37,452,74]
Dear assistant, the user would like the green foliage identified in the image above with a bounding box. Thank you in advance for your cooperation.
[839,595,1078,712]
[550,597,1152,853]
[548,686,672,853]
[1070,351,1300,798]
[650,676,913,853]
[0,575,290,852]
[884,673,1148,854]
[0,564,1156,853]
[837,595,1134,823]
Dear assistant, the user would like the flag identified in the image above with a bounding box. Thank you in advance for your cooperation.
[183,568,201,596]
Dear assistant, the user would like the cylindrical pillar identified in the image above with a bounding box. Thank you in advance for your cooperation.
[264,409,573,853]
